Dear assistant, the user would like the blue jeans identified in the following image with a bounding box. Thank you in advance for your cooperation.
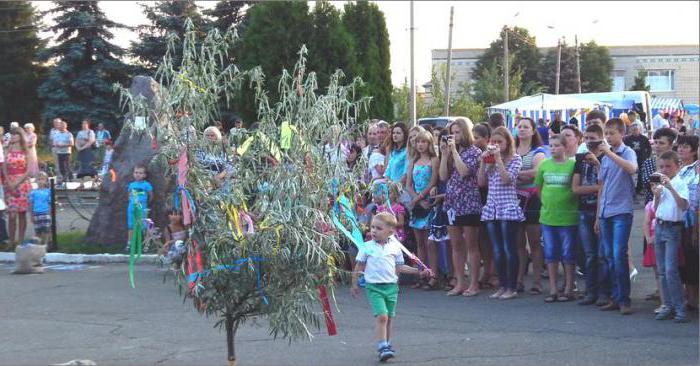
[654,222,686,317]
[598,213,633,306]
[578,211,600,299]
[486,220,520,291]
[541,225,577,264]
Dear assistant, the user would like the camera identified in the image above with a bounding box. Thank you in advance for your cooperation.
[441,135,450,143]
[487,144,498,152]
[586,140,603,150]
[649,173,663,184]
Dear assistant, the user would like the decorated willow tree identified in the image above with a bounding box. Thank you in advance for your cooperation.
[116,22,369,366]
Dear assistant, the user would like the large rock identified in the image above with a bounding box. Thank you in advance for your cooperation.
[85,76,170,247]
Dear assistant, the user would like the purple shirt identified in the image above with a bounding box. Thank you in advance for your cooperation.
[443,145,482,216]
[481,155,525,222]
[597,144,637,219]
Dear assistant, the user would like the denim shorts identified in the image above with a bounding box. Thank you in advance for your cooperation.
[542,225,577,264]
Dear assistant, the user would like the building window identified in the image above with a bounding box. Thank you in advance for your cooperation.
[647,70,675,92]
[611,70,625,92]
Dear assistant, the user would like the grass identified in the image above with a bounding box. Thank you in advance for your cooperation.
[55,230,122,254]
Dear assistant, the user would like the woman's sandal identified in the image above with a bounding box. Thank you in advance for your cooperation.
[422,277,440,291]
[544,294,558,303]
[557,292,575,302]
[529,286,543,295]
[443,277,457,291]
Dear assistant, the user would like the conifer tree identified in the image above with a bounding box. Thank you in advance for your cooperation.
[37,1,131,130]
[342,1,394,121]
[308,0,357,91]
[130,0,207,74]
[0,1,46,124]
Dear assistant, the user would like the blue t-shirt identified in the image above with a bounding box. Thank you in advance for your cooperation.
[127,181,153,210]
[385,147,407,182]
[28,188,51,214]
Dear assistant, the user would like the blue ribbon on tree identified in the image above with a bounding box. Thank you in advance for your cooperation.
[187,256,269,305]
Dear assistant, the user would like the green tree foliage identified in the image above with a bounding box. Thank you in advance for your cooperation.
[473,26,542,100]
[540,40,613,94]
[539,40,578,94]
[117,23,368,365]
[0,1,46,125]
[392,79,426,122]
[405,64,486,121]
[130,0,207,75]
[308,0,357,91]
[579,41,613,92]
[235,1,312,122]
[37,1,131,130]
[473,57,524,106]
[343,1,393,121]
[204,0,248,33]
[630,69,650,91]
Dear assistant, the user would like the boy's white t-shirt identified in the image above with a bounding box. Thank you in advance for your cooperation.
[654,174,689,222]
[356,236,405,284]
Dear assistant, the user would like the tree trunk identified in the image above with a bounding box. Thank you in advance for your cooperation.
[226,314,239,366]
[85,76,171,246]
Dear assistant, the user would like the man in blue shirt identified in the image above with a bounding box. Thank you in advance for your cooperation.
[596,118,638,315]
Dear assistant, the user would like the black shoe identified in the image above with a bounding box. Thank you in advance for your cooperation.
[578,296,597,305]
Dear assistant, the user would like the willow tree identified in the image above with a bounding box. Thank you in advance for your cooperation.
[116,22,369,366]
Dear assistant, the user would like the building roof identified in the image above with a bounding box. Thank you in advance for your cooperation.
[432,44,699,60]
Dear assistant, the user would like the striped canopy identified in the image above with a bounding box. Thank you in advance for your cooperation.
[651,96,685,118]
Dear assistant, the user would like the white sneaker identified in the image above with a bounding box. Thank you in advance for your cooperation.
[629,268,639,282]
[654,304,669,314]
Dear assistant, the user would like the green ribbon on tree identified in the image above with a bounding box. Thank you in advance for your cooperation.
[129,197,144,288]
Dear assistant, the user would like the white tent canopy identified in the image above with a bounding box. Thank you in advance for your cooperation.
[489,93,612,112]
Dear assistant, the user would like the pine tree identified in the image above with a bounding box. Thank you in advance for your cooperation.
[308,0,357,91]
[0,1,46,124]
[343,1,394,121]
[37,1,131,131]
[130,0,207,74]
[204,0,249,34]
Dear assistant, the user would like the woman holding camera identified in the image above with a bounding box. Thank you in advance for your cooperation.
[439,118,483,297]
[478,127,525,300]
[514,117,547,294]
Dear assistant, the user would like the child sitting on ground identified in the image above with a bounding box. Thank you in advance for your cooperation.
[351,212,429,362]
[28,172,52,245]
[161,208,188,266]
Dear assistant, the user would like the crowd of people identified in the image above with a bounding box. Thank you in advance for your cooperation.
[334,111,699,361]
[0,117,112,249]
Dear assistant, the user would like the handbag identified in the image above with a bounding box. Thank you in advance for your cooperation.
[411,199,432,219]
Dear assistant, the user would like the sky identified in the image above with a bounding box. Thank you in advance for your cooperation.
[33,1,700,87]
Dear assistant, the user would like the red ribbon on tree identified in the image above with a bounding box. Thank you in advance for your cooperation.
[318,285,337,336]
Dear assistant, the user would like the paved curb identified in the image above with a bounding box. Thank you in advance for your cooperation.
[0,252,160,264]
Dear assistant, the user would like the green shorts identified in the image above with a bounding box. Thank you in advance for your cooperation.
[365,283,399,318]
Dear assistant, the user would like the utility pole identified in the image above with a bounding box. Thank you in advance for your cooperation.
[444,6,454,116]
[409,0,416,126]
[575,34,581,93]
[555,38,562,94]
[503,26,509,102]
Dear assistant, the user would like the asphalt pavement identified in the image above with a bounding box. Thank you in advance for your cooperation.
[0,209,698,366]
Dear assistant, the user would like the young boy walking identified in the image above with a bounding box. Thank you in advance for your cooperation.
[597,118,638,315]
[351,212,428,362]
[652,151,690,323]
